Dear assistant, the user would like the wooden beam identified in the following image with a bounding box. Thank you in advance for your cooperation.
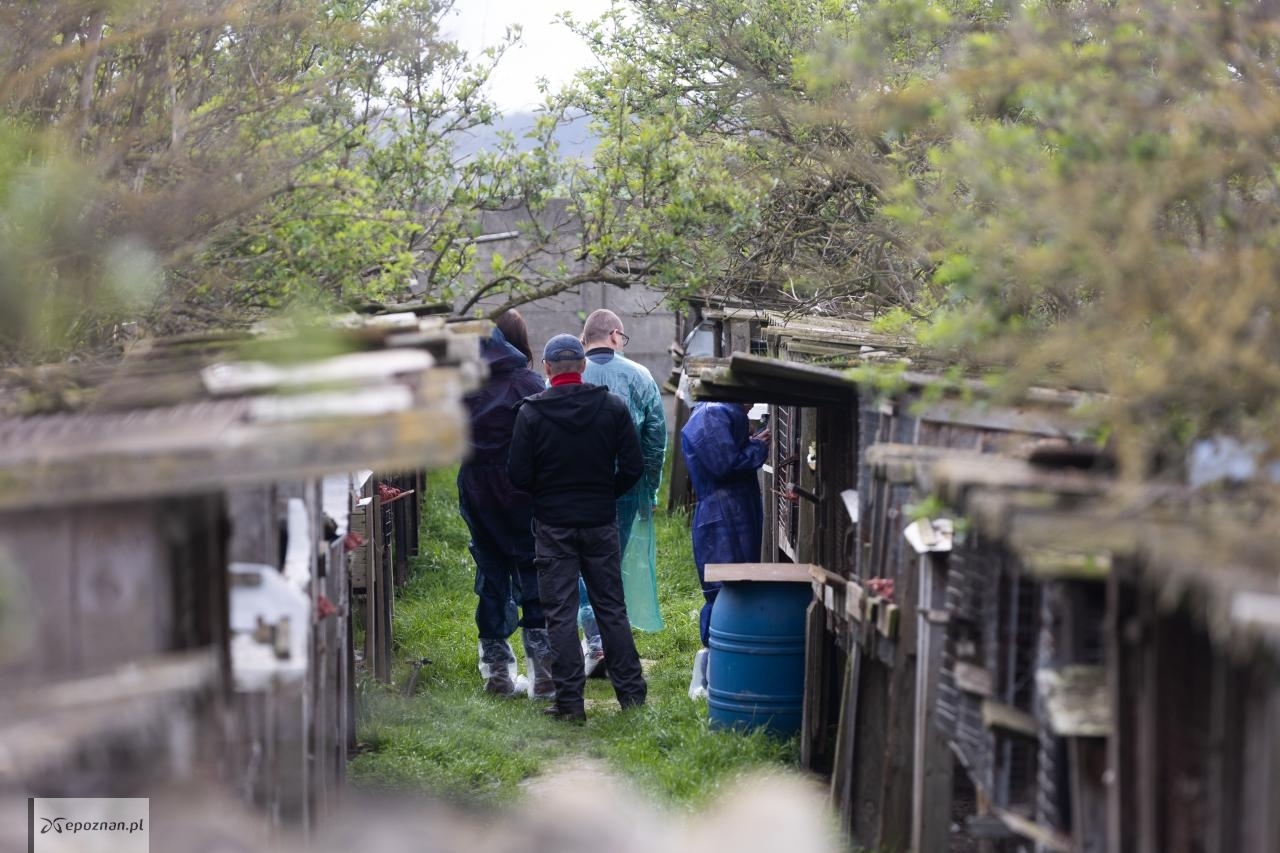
[801,600,828,772]
[727,352,858,391]
[915,400,1091,439]
[954,662,994,697]
[1021,547,1112,580]
[981,698,1039,738]
[808,564,847,589]
[830,642,862,835]
[994,808,1074,852]
[0,650,218,782]
[705,562,817,583]
[876,601,900,638]
[928,455,1111,503]
[912,554,953,853]
[0,402,467,511]
[1037,665,1111,737]
[845,581,865,625]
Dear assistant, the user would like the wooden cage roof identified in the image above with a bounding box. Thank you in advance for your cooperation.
[872,441,1280,653]
[0,312,487,510]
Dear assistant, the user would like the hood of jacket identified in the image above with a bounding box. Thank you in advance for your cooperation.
[523,383,610,432]
[481,328,531,376]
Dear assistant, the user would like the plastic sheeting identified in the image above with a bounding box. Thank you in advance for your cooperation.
[620,502,663,631]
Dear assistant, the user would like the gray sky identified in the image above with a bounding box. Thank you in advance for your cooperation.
[444,0,612,112]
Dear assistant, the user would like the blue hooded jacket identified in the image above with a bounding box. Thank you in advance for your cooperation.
[458,328,547,513]
[681,402,768,572]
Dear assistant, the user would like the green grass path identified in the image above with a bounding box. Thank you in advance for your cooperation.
[348,466,803,811]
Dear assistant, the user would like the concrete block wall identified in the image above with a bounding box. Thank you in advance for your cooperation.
[467,282,672,389]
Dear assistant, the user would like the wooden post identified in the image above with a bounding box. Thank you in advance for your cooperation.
[666,395,693,514]
[796,410,818,565]
[1137,594,1160,853]
[832,640,862,837]
[1070,738,1109,853]
[875,498,920,850]
[912,553,952,853]
[373,493,393,683]
[1107,570,1137,853]
[801,598,828,771]
[762,403,779,561]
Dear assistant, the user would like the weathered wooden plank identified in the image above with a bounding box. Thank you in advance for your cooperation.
[875,479,920,852]
[915,400,1091,439]
[801,599,827,771]
[797,413,819,566]
[727,351,859,391]
[981,699,1038,738]
[72,503,169,672]
[1021,548,1112,580]
[348,498,371,589]
[1069,737,1110,853]
[808,564,847,588]
[693,371,855,406]
[371,494,393,683]
[994,807,1073,852]
[927,455,1110,504]
[777,525,798,562]
[850,658,891,845]
[864,443,987,485]
[0,649,218,783]
[0,403,468,512]
[1002,508,1141,562]
[705,562,817,583]
[831,642,862,836]
[0,512,76,684]
[201,349,435,395]
[954,662,994,697]
[912,554,953,853]
[845,581,864,624]
[2,648,218,716]
[226,485,277,566]
[1233,668,1279,853]
[1037,665,1111,737]
[724,318,754,356]
[1107,571,1140,853]
[876,601,900,638]
[1137,597,1160,853]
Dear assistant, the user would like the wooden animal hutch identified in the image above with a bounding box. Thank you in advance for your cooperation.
[0,313,482,832]
[677,306,1272,852]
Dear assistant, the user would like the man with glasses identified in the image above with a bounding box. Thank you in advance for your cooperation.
[575,310,669,675]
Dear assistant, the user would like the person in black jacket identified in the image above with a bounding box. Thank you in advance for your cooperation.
[508,333,648,721]
[459,311,554,698]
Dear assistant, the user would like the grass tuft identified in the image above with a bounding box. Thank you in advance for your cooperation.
[348,463,804,811]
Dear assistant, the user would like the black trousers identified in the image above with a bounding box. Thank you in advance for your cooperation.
[534,520,647,711]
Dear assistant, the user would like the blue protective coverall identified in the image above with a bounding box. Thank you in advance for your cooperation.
[681,401,768,645]
[457,328,548,640]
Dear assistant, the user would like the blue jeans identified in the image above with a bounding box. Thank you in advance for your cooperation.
[460,492,544,639]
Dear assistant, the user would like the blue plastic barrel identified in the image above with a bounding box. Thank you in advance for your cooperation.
[708,580,810,736]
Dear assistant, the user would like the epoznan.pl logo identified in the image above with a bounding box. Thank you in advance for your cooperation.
[29,798,149,852]
[40,816,146,834]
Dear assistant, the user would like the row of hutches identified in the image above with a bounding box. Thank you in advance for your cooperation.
[675,304,1279,853]
[0,310,486,840]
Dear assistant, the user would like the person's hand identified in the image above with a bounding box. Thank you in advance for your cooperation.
[755,428,771,447]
